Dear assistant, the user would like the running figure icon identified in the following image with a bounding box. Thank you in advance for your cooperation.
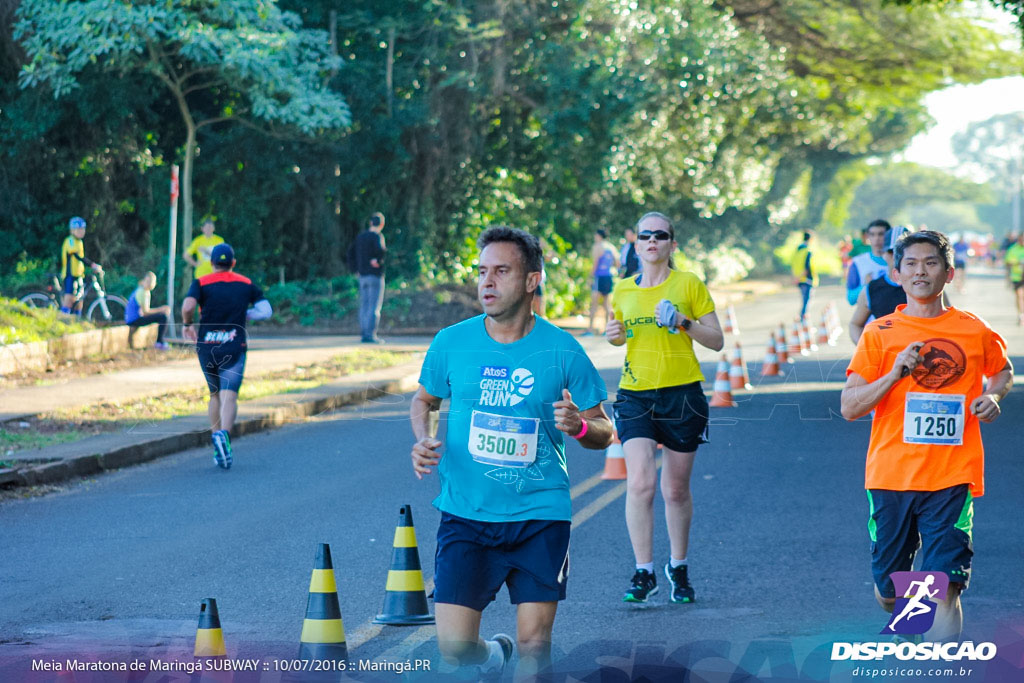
[888,575,939,632]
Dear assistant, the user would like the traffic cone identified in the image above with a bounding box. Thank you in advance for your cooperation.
[600,428,627,480]
[761,333,781,377]
[802,318,817,352]
[729,342,752,391]
[828,302,843,342]
[298,543,347,662]
[193,598,226,657]
[374,505,434,625]
[787,321,802,356]
[776,323,791,364]
[709,355,735,407]
[724,305,740,335]
[817,311,833,347]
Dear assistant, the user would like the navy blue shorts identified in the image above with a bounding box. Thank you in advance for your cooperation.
[62,276,82,296]
[612,383,709,452]
[593,275,613,295]
[196,346,247,393]
[867,485,974,599]
[433,512,570,611]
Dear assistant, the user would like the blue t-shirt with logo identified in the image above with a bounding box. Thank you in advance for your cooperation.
[419,315,608,522]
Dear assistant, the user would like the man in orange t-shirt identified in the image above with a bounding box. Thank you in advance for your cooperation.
[841,230,1012,642]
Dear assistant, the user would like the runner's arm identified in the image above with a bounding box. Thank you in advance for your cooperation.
[848,287,870,344]
[687,310,724,352]
[246,299,273,321]
[553,388,613,450]
[181,296,199,341]
[410,386,444,479]
[971,361,1013,423]
[841,342,925,420]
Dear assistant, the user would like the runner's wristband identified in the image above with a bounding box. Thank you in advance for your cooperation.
[572,419,589,440]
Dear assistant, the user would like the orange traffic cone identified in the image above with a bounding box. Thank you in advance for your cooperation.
[729,342,752,391]
[374,505,434,625]
[601,428,627,480]
[761,333,781,376]
[802,318,817,352]
[817,311,833,347]
[776,323,791,364]
[787,321,802,356]
[724,305,740,335]
[709,355,736,407]
[193,598,227,657]
[298,543,347,663]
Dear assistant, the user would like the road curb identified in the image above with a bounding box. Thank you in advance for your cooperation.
[5,362,423,490]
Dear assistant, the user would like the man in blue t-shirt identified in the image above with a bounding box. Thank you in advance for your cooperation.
[846,219,890,305]
[181,244,272,469]
[410,226,613,679]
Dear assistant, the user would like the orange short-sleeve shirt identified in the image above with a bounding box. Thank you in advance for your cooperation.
[846,305,1008,497]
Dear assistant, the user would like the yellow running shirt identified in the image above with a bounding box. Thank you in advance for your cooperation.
[185,234,225,278]
[61,235,86,278]
[612,270,716,390]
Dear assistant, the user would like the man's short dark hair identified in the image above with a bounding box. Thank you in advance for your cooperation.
[803,231,812,242]
[864,219,891,235]
[478,226,543,274]
[894,230,953,272]
[596,229,607,239]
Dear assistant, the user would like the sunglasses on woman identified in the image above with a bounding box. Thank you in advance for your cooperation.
[637,230,672,241]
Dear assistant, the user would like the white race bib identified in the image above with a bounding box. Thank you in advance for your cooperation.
[468,410,539,468]
[903,393,965,446]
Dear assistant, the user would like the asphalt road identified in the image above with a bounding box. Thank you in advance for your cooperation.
[1,271,1022,682]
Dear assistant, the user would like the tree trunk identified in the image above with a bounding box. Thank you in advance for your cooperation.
[181,121,196,263]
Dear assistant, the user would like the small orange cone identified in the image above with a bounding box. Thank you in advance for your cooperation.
[761,333,781,376]
[723,305,740,335]
[729,342,752,391]
[787,321,803,356]
[601,428,627,480]
[817,311,833,347]
[709,355,736,407]
[776,323,791,364]
[193,598,227,658]
[802,318,817,352]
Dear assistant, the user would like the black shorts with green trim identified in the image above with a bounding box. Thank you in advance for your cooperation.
[867,485,974,599]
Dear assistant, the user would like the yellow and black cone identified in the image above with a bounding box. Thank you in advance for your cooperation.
[374,505,435,625]
[193,598,227,657]
[297,543,348,662]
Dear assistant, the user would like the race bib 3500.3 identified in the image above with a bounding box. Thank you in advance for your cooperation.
[468,410,539,468]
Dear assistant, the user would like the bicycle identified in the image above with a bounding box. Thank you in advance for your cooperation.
[18,272,128,326]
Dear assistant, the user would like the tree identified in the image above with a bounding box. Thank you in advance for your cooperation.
[14,0,351,251]
[952,112,1024,234]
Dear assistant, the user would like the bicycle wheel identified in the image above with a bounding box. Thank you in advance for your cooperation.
[18,292,57,309]
[87,295,128,326]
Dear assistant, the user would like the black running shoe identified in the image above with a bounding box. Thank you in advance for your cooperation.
[664,563,695,603]
[623,568,659,603]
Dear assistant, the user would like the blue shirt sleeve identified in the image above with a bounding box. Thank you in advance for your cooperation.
[186,278,201,302]
[418,331,451,399]
[846,265,862,305]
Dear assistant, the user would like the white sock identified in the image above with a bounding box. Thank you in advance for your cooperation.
[636,562,655,574]
[480,639,505,673]
[670,557,687,568]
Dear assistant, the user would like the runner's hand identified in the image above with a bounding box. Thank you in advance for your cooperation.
[655,299,680,334]
[411,436,442,479]
[92,264,103,274]
[605,319,626,344]
[891,342,923,379]
[553,388,583,436]
[183,324,198,342]
[971,394,1001,423]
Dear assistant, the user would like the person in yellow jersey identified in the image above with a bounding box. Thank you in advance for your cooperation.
[1004,232,1024,326]
[184,219,225,279]
[605,211,724,605]
[59,216,103,315]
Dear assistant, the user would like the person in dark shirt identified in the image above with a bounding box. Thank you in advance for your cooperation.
[620,227,642,279]
[355,212,387,343]
[181,243,272,469]
[849,226,908,343]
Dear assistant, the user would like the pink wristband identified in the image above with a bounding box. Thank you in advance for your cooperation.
[572,418,589,440]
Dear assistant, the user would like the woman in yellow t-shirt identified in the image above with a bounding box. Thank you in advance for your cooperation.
[605,211,724,605]
[184,219,225,279]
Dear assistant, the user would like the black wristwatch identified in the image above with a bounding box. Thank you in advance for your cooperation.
[679,317,692,331]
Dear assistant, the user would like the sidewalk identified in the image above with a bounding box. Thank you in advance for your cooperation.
[0,277,784,490]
